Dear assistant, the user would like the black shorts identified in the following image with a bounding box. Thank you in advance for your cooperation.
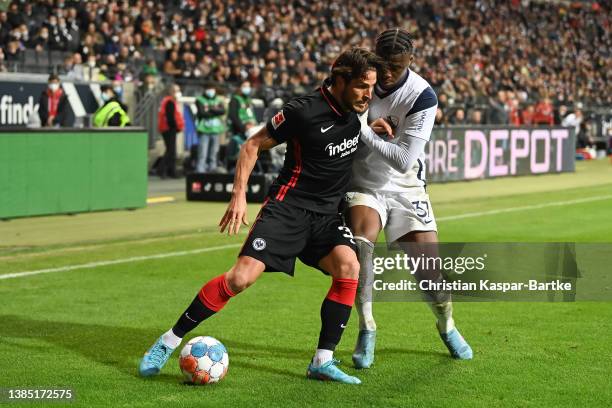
[239,199,357,275]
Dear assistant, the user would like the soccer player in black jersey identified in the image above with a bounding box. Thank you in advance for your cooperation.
[139,48,384,384]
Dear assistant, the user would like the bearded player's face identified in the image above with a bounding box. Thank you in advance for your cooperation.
[340,69,377,113]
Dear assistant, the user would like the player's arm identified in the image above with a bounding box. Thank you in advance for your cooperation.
[360,88,437,172]
[219,104,298,235]
[219,127,279,235]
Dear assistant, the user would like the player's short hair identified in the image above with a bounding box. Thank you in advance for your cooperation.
[375,28,414,72]
[375,28,414,57]
[48,73,60,82]
[330,47,383,85]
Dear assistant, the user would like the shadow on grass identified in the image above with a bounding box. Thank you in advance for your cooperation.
[1,315,459,387]
[0,315,308,382]
[377,347,449,359]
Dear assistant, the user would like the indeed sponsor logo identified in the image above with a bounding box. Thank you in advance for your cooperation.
[325,134,359,157]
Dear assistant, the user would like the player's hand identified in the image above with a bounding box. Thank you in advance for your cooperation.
[219,192,249,235]
[370,118,394,138]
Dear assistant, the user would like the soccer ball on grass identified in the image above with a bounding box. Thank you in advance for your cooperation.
[179,336,229,384]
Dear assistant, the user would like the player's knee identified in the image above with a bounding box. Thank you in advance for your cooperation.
[226,257,264,293]
[336,259,360,280]
[225,265,257,293]
[225,272,253,293]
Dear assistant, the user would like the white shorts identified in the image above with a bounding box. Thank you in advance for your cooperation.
[345,188,437,245]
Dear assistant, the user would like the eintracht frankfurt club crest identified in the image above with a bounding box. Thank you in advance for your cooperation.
[252,238,266,251]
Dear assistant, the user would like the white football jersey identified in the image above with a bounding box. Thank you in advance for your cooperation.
[350,69,437,192]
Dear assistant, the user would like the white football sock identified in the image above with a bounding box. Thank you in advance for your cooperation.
[162,329,182,349]
[357,301,377,331]
[312,349,334,367]
[354,236,377,331]
[430,301,455,334]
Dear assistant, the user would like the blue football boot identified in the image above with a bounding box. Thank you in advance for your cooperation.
[139,336,176,377]
[439,327,473,360]
[352,330,376,369]
[307,359,361,384]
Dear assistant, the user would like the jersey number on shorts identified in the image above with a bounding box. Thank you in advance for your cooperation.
[338,226,356,245]
[411,201,433,224]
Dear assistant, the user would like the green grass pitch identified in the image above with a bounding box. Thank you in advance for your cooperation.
[1,160,611,407]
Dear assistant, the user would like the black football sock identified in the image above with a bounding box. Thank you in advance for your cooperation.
[317,298,352,351]
[171,295,217,338]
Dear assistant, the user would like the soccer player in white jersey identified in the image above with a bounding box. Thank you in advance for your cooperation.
[346,28,473,368]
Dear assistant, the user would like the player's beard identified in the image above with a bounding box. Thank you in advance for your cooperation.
[342,87,369,114]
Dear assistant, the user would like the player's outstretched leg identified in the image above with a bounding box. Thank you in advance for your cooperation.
[352,236,377,369]
[399,233,473,360]
[431,301,473,360]
[307,246,362,384]
[139,257,264,377]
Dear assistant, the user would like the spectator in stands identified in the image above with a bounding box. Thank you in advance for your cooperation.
[435,107,446,126]
[31,26,50,52]
[92,85,130,127]
[470,109,484,125]
[139,73,158,97]
[521,104,535,126]
[3,39,20,64]
[157,84,184,179]
[486,91,509,124]
[576,121,595,149]
[555,105,568,126]
[163,50,182,77]
[508,98,522,126]
[7,3,24,30]
[38,74,72,127]
[112,79,124,102]
[83,54,100,81]
[1,0,610,122]
[79,33,101,60]
[562,103,585,144]
[533,97,554,125]
[437,93,448,111]
[228,80,257,136]
[226,80,257,170]
[140,59,159,79]
[62,53,84,80]
[450,108,466,125]
[47,14,69,51]
[13,24,29,47]
[195,84,226,173]
[0,48,6,72]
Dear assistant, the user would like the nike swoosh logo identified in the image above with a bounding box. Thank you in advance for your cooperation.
[185,312,197,323]
[321,124,334,133]
[340,323,347,329]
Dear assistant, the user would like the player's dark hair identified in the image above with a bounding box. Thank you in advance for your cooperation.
[375,28,414,72]
[330,47,383,85]
[375,28,414,57]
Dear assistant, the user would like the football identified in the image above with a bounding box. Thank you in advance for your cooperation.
[179,336,229,384]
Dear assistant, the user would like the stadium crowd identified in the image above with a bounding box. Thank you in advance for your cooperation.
[0,0,609,127]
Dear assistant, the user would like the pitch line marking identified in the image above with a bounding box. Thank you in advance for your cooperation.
[3,194,612,281]
[0,244,241,281]
[437,194,612,222]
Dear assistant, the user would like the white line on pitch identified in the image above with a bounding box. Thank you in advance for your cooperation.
[3,194,612,281]
[437,194,612,222]
[0,244,242,281]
